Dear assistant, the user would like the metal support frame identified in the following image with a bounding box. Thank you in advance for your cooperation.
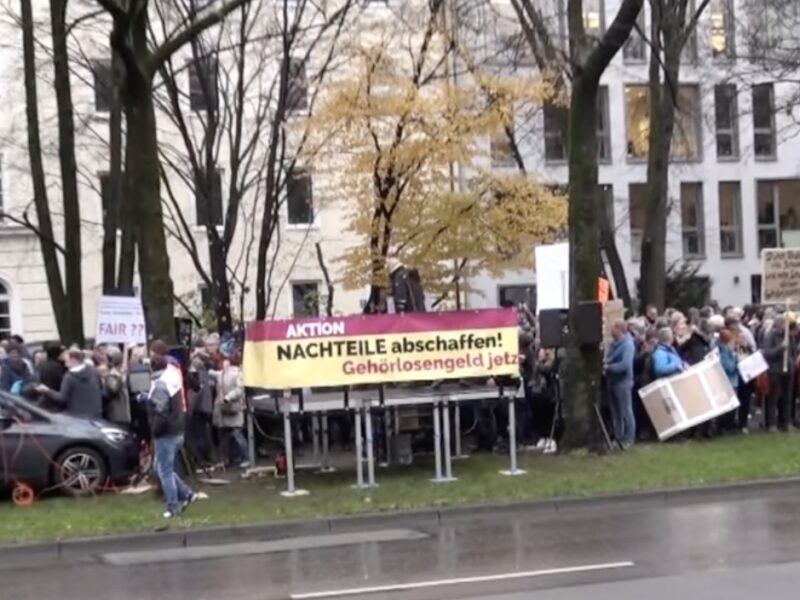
[311,414,320,462]
[364,400,377,487]
[319,414,335,473]
[452,403,468,459]
[246,397,256,467]
[500,389,526,477]
[354,404,364,488]
[280,397,309,497]
[431,401,456,483]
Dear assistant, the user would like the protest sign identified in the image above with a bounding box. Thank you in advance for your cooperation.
[738,351,768,383]
[96,296,147,345]
[761,248,800,304]
[535,242,569,311]
[243,309,520,389]
[638,354,739,441]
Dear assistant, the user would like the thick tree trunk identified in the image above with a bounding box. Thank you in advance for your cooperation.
[50,0,84,344]
[208,233,233,334]
[639,20,681,313]
[562,0,643,450]
[563,76,603,449]
[20,0,68,341]
[124,76,175,342]
[104,45,124,294]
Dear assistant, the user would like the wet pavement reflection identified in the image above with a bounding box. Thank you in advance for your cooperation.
[5,488,800,599]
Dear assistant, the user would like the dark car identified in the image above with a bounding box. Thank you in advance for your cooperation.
[0,392,139,496]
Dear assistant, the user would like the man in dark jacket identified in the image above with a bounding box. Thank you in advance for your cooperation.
[38,342,66,392]
[36,348,102,418]
[0,342,34,394]
[148,354,197,518]
[762,316,796,432]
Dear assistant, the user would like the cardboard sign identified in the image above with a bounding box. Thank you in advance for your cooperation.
[761,248,800,304]
[96,296,147,345]
[638,354,739,441]
[535,242,569,311]
[738,351,768,383]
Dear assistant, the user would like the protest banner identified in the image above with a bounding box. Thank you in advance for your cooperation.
[738,351,768,384]
[638,354,739,441]
[535,242,569,311]
[761,248,800,304]
[243,309,520,389]
[95,296,147,345]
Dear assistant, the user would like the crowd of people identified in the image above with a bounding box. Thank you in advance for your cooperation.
[0,333,248,517]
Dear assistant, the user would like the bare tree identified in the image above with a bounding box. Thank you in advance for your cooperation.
[93,0,251,341]
[638,0,711,312]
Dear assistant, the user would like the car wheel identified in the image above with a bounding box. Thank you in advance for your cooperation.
[56,447,108,497]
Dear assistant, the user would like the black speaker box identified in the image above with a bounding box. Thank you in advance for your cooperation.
[575,301,603,345]
[539,309,567,348]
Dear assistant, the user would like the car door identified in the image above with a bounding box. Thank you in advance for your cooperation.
[0,394,58,488]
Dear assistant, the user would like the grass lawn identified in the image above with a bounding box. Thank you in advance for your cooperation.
[2,432,800,544]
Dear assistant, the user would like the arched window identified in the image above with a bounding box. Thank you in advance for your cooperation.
[0,281,11,340]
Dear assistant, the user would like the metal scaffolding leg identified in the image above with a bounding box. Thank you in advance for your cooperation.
[500,394,526,477]
[453,403,468,459]
[311,414,320,462]
[246,399,256,467]
[364,400,377,487]
[354,405,365,489]
[382,405,391,467]
[431,402,448,482]
[319,414,335,473]
[442,401,456,481]
[280,408,309,497]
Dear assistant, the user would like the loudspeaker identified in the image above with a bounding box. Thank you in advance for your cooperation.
[575,301,603,345]
[539,309,568,348]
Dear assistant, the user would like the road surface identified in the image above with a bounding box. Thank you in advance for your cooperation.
[4,485,800,599]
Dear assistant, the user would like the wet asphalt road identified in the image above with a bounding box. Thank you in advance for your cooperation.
[5,486,800,599]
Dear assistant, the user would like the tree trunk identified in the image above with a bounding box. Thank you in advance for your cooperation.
[563,75,603,449]
[600,218,631,307]
[20,0,68,341]
[50,0,84,344]
[124,74,175,342]
[639,18,681,313]
[208,232,233,334]
[104,44,123,294]
[562,0,644,450]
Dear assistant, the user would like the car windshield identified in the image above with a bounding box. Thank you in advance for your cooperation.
[0,392,45,423]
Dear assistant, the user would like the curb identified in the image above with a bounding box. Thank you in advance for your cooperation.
[4,476,800,561]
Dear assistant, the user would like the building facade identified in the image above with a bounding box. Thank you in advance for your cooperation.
[0,0,798,341]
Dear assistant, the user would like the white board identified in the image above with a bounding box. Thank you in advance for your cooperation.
[738,351,768,384]
[96,295,147,345]
[535,242,569,311]
[761,248,800,304]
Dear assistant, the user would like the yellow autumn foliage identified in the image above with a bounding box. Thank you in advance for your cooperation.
[310,20,567,303]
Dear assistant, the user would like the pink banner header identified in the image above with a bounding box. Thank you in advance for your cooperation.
[246,309,517,342]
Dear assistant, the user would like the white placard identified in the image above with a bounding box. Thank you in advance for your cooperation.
[96,295,147,345]
[738,351,768,384]
[535,242,569,311]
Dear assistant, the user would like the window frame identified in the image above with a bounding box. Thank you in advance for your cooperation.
[680,182,706,260]
[291,281,320,318]
[710,0,736,59]
[286,57,309,114]
[286,167,315,227]
[714,84,740,161]
[628,183,647,262]
[188,56,219,113]
[92,59,112,113]
[0,279,11,340]
[718,181,743,258]
[623,7,647,63]
[597,86,612,163]
[194,167,224,228]
[752,83,777,161]
[543,101,568,163]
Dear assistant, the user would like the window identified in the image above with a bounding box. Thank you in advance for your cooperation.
[719,182,743,257]
[98,172,124,231]
[710,0,735,58]
[491,107,516,166]
[681,183,705,258]
[628,183,647,261]
[625,84,701,160]
[198,284,213,311]
[0,281,10,340]
[92,59,112,113]
[292,282,319,317]
[188,57,218,112]
[598,184,614,229]
[0,153,4,223]
[543,102,568,162]
[597,86,612,163]
[195,168,223,227]
[286,58,308,113]
[496,31,535,67]
[757,179,800,250]
[286,168,313,225]
[623,8,646,62]
[682,0,698,63]
[498,285,536,312]
[714,84,739,159]
[583,0,605,37]
[753,83,776,159]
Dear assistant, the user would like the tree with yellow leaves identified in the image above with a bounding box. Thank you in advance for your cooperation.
[312,0,566,310]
